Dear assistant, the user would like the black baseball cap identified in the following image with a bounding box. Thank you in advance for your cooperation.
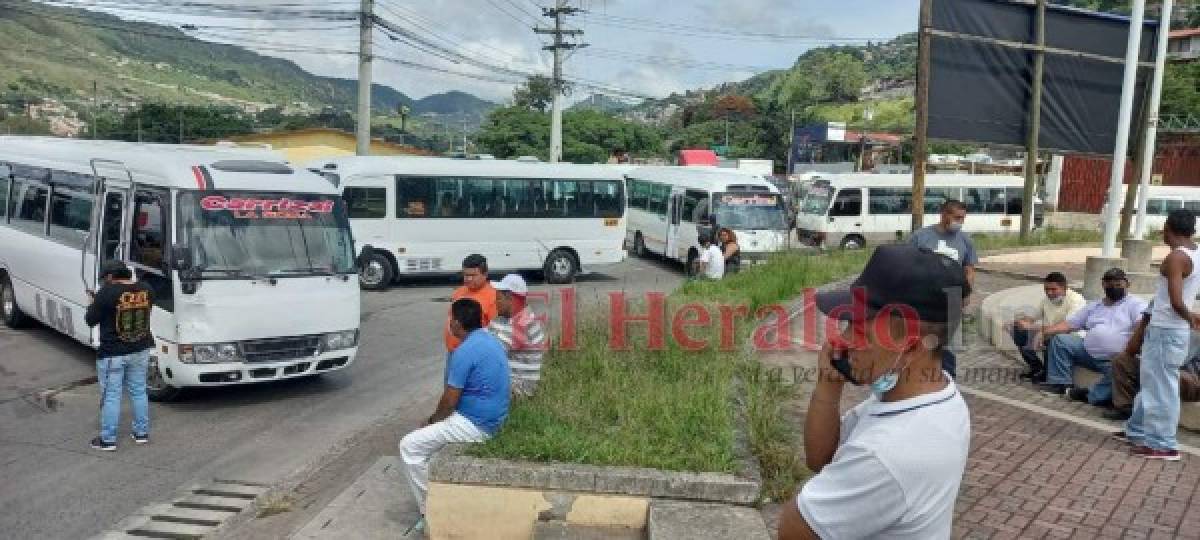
[816,244,971,323]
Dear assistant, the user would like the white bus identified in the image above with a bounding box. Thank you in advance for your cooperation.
[0,137,362,400]
[1103,185,1200,232]
[311,156,627,288]
[624,166,791,270]
[796,174,1042,249]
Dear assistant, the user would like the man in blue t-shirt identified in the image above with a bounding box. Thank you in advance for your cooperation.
[399,298,510,532]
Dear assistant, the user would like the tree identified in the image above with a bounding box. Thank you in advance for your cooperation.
[99,103,254,142]
[477,106,663,163]
[512,75,559,113]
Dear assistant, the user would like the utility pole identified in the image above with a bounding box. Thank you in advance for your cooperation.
[462,116,468,154]
[536,0,584,163]
[911,0,933,232]
[1133,0,1174,239]
[91,80,98,140]
[356,0,374,156]
[786,109,796,174]
[178,104,184,144]
[858,105,874,173]
[1100,0,1146,258]
[1020,0,1046,241]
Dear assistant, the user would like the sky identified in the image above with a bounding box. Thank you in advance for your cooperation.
[72,0,920,104]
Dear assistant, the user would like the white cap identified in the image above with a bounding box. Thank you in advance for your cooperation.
[491,274,528,295]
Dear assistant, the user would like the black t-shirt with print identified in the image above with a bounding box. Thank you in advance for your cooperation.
[86,281,156,357]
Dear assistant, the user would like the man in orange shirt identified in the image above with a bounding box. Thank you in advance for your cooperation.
[444,254,498,352]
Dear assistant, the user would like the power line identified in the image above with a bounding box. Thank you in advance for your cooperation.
[578,11,889,43]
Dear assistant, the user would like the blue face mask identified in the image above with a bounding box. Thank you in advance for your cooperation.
[833,348,907,397]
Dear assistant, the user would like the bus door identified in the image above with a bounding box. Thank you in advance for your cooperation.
[665,188,685,260]
[87,160,134,302]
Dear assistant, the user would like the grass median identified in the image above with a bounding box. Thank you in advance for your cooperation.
[470,250,870,496]
[471,228,1096,500]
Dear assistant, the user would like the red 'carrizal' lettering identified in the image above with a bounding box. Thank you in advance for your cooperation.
[199,196,335,215]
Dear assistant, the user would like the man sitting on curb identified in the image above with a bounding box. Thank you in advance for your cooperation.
[1011,272,1085,383]
[778,245,971,539]
[1106,305,1200,421]
[487,274,547,397]
[399,298,510,535]
[1037,268,1147,406]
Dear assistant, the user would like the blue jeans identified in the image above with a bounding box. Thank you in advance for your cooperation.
[1126,326,1190,450]
[97,350,151,444]
[1046,334,1113,404]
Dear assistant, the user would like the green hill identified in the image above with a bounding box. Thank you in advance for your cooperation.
[0,0,490,116]
[412,91,497,116]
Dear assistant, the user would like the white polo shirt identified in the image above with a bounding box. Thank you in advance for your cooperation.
[798,379,970,539]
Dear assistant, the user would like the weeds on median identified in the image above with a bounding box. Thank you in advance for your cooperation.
[970,226,1101,252]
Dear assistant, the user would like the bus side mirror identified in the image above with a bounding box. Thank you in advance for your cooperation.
[171,246,193,271]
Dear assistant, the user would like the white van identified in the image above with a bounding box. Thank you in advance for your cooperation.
[796,174,1042,249]
[0,137,362,400]
[625,166,791,269]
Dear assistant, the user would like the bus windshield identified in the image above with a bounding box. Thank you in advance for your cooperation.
[712,192,789,230]
[801,184,833,215]
[179,191,356,279]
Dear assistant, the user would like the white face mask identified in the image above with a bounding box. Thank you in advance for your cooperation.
[945,222,963,234]
[1047,295,1064,305]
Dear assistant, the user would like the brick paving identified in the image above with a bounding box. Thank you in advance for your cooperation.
[763,270,1200,539]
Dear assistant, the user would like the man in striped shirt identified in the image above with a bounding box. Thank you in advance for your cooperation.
[487,274,547,397]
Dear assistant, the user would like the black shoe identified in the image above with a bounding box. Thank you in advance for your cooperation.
[131,433,149,445]
[1037,383,1067,395]
[90,437,116,451]
[1103,409,1132,420]
[1032,371,1047,383]
[1067,387,1090,403]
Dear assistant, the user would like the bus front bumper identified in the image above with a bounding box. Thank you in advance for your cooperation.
[157,348,358,387]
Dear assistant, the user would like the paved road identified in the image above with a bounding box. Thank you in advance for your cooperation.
[0,255,683,540]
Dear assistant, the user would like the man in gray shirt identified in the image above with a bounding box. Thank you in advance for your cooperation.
[910,199,977,377]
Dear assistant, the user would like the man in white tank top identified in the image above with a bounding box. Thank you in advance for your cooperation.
[1124,209,1200,461]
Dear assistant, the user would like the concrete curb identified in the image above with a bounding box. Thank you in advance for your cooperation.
[429,444,760,505]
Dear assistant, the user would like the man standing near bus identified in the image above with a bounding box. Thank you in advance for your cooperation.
[909,199,977,377]
[444,254,498,353]
[86,261,155,451]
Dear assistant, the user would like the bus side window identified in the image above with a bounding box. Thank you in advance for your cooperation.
[10,179,49,235]
[48,188,93,245]
[1185,201,1200,213]
[0,173,8,222]
[343,187,387,219]
[1005,187,1023,215]
[1148,199,1166,216]
[829,188,862,217]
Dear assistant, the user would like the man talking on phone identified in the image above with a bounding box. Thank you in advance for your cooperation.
[778,245,971,539]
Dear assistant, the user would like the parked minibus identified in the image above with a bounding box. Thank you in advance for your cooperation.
[624,166,791,270]
[313,156,627,288]
[0,137,362,400]
[796,174,1042,249]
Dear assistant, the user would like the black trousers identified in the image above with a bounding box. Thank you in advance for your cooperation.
[1010,323,1044,374]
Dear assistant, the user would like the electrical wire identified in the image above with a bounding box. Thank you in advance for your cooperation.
[578,11,888,43]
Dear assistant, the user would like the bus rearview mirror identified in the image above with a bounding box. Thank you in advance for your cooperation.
[171,246,193,271]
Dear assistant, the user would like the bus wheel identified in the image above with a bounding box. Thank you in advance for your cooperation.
[543,250,578,284]
[840,235,865,250]
[1,274,28,329]
[146,358,183,402]
[633,233,647,258]
[358,251,394,290]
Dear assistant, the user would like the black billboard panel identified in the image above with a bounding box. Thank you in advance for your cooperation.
[927,0,1159,155]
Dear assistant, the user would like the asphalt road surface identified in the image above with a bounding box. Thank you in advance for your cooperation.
[0,255,684,540]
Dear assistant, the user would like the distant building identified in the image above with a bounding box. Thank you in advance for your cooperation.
[1168,28,1200,61]
[211,127,432,162]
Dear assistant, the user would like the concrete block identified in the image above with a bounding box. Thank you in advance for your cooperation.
[532,520,643,540]
[647,501,769,540]
[1180,403,1200,431]
[566,495,649,529]
[1083,256,1127,301]
[1126,271,1158,294]
[1122,239,1155,272]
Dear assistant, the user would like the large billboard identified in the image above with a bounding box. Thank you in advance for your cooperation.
[928,0,1160,155]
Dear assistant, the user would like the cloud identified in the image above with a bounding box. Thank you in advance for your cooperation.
[695,0,837,37]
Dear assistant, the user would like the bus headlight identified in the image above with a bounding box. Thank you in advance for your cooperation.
[321,330,358,352]
[180,343,243,363]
